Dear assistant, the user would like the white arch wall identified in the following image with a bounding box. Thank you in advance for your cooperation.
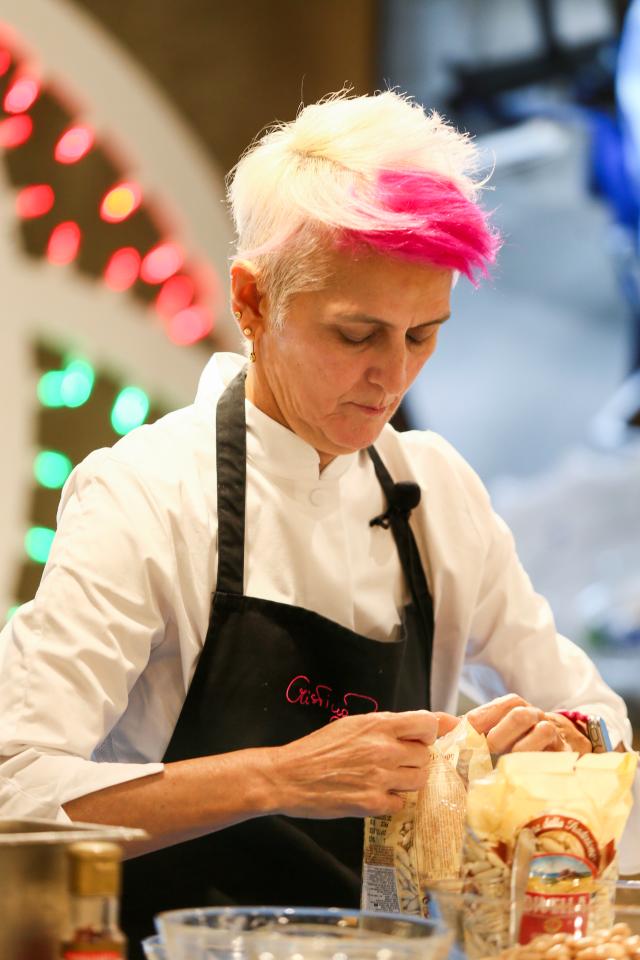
[0,0,239,610]
[0,0,236,300]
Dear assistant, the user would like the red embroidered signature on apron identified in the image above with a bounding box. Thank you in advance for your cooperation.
[285,674,379,720]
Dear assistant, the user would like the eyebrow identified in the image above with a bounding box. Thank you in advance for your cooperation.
[334,312,451,328]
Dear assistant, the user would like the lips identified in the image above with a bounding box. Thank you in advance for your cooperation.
[351,401,389,415]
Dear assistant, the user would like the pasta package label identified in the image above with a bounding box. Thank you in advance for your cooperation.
[517,813,600,942]
[362,793,421,914]
[361,717,492,915]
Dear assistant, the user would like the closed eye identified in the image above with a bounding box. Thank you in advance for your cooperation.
[407,326,440,345]
[339,331,374,345]
[338,318,447,346]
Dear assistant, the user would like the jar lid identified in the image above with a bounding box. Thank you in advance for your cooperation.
[67,841,122,896]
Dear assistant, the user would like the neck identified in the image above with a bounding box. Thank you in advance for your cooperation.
[244,363,336,473]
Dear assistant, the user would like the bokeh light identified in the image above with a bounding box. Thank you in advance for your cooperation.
[60,359,95,407]
[104,247,141,291]
[47,221,81,265]
[16,184,54,219]
[37,359,95,408]
[37,370,65,407]
[54,125,94,164]
[100,182,141,223]
[25,526,55,564]
[156,275,195,317]
[0,114,32,148]
[111,386,150,435]
[34,451,73,489]
[3,76,39,114]
[140,242,183,284]
[167,305,213,345]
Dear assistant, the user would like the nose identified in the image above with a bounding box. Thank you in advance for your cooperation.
[367,339,409,397]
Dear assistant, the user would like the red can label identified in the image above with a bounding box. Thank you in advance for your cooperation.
[62,952,124,959]
[519,888,592,942]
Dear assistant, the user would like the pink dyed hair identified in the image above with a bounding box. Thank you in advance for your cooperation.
[340,170,501,285]
[229,90,503,324]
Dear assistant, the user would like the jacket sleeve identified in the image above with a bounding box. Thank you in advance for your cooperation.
[0,449,172,820]
[461,464,632,750]
[455,455,640,873]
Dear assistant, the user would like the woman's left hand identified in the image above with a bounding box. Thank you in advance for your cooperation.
[464,694,592,755]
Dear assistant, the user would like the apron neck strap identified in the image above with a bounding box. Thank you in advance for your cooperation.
[215,367,248,594]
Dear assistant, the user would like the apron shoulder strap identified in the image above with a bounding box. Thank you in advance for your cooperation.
[367,444,434,694]
[215,367,248,595]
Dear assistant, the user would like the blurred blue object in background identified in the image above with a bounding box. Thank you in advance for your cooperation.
[615,0,640,370]
[588,108,639,231]
[618,0,640,217]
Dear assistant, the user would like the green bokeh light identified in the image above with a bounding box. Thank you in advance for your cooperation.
[60,359,94,407]
[5,604,21,622]
[34,450,73,489]
[37,357,95,409]
[37,370,65,407]
[111,386,150,436]
[25,526,55,564]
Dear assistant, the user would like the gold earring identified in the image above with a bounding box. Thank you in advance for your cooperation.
[242,325,256,362]
[234,311,242,320]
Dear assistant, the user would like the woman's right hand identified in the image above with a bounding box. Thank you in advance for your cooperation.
[261,709,456,819]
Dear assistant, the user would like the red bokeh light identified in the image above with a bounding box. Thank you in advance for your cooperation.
[104,247,141,291]
[3,76,39,114]
[99,181,142,223]
[167,305,213,345]
[54,125,94,164]
[140,243,183,284]
[47,222,81,265]
[0,114,33,148]
[155,275,195,317]
[16,184,54,219]
[0,49,11,77]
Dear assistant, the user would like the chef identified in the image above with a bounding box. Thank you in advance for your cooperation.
[0,91,635,951]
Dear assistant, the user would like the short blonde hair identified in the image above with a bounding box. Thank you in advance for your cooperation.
[227,89,496,326]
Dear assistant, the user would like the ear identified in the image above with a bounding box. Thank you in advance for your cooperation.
[230,260,267,338]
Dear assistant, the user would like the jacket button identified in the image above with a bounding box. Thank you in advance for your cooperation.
[309,488,330,507]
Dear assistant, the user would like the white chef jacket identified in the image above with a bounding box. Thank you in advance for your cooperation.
[1,352,638,869]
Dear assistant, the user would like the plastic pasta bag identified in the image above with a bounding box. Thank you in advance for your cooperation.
[361,717,492,915]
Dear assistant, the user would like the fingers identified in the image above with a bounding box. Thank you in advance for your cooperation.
[370,710,458,798]
[396,737,432,768]
[485,705,546,754]
[434,711,461,737]
[467,694,529,735]
[385,709,440,745]
[511,719,569,753]
[389,763,433,793]
[485,708,571,754]
[467,695,579,755]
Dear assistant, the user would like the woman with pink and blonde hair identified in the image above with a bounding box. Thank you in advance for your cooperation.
[0,91,633,950]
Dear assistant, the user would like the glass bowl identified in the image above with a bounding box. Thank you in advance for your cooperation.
[142,934,168,960]
[155,906,453,960]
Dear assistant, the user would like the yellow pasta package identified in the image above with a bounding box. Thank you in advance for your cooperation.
[463,751,638,953]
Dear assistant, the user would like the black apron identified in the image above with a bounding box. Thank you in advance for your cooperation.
[121,369,435,955]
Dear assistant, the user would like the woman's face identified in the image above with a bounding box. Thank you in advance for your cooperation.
[240,249,452,468]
